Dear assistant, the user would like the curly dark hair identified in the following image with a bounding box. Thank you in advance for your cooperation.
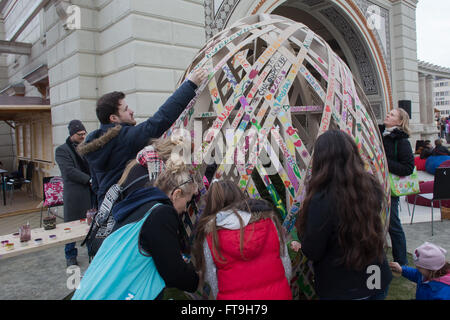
[295,129,386,271]
[96,91,125,124]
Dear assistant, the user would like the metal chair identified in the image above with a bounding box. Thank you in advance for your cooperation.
[410,167,450,235]
[7,161,34,203]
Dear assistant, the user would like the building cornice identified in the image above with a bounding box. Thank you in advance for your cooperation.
[418,60,450,79]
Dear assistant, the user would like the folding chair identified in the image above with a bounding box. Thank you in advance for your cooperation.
[410,167,450,235]
[40,176,64,227]
[7,161,34,203]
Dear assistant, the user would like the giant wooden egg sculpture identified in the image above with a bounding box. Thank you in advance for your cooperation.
[165,14,390,299]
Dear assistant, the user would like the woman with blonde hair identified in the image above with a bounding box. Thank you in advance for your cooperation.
[382,108,414,266]
[83,135,190,259]
[73,155,201,300]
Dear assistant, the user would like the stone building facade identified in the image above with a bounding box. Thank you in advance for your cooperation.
[0,0,446,190]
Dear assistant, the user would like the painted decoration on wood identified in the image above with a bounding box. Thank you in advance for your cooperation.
[165,14,390,300]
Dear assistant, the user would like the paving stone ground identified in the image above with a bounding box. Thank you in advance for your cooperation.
[0,208,448,300]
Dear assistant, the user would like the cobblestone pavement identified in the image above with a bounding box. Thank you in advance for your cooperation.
[0,204,448,300]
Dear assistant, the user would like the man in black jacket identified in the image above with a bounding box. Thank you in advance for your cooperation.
[55,120,93,266]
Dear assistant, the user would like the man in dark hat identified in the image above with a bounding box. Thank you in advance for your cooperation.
[55,120,93,266]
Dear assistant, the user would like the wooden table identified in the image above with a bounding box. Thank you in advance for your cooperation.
[0,169,7,206]
[0,219,90,260]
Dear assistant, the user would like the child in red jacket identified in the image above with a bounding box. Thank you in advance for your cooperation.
[193,180,292,300]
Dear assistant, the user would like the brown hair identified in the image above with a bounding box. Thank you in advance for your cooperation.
[192,180,286,284]
[117,160,139,186]
[295,130,386,271]
[435,139,442,147]
[96,91,125,124]
[428,262,450,281]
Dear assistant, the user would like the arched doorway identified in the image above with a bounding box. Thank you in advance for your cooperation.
[206,0,393,122]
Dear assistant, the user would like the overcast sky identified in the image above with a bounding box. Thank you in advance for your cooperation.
[416,0,450,68]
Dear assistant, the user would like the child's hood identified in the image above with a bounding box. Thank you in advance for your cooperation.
[207,209,272,261]
[434,273,450,286]
[215,210,252,230]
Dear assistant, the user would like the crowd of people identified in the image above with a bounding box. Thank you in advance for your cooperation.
[438,116,450,144]
[54,67,449,300]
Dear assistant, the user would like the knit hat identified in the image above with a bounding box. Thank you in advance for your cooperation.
[413,242,447,271]
[68,120,86,136]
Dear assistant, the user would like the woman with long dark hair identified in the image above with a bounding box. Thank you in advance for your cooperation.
[295,130,392,300]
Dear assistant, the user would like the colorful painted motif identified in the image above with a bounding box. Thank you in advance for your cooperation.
[166,15,390,301]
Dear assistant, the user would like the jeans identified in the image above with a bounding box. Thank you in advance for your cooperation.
[65,242,78,260]
[388,196,408,266]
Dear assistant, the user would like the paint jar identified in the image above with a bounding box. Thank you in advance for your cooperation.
[64,228,71,233]
[34,238,43,245]
[43,216,56,230]
[86,209,97,226]
[5,243,14,251]
[19,224,31,242]
[49,235,56,240]
[1,240,9,247]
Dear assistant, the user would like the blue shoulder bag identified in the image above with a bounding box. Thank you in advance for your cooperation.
[72,203,165,300]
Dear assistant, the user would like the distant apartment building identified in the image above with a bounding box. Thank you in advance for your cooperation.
[434,79,450,116]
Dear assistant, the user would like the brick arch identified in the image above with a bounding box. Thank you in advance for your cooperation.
[206,0,394,114]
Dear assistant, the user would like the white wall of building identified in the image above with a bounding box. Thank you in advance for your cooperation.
[1,0,206,176]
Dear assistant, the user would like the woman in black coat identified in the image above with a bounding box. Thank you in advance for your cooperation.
[296,130,392,300]
[381,108,414,266]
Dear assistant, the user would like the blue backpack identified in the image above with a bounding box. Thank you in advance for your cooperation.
[72,203,165,300]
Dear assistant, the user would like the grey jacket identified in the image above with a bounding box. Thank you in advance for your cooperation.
[55,137,92,222]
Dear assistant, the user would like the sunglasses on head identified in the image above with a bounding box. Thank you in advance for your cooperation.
[170,177,194,196]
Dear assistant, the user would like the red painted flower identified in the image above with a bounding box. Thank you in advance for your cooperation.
[287,126,296,136]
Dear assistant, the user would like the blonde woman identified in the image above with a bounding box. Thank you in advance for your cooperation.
[83,135,191,259]
[382,108,414,266]
[73,157,201,300]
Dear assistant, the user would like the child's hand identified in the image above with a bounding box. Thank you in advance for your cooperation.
[389,262,402,274]
[290,241,302,252]
[189,68,208,87]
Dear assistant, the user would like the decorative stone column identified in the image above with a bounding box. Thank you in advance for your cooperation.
[419,73,427,125]
[391,0,421,146]
[422,74,439,140]
[425,75,435,124]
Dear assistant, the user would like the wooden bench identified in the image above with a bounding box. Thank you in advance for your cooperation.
[0,219,90,260]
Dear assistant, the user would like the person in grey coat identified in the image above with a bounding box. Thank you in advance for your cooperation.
[55,120,93,266]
